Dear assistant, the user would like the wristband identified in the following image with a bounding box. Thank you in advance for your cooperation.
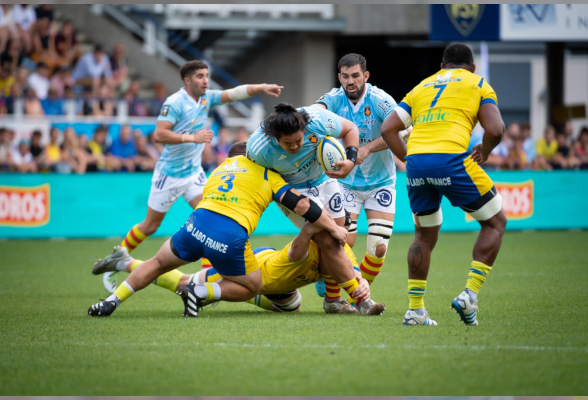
[345,146,358,165]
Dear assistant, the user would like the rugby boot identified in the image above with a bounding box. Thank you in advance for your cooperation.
[451,291,479,326]
[88,300,117,317]
[323,298,359,315]
[357,297,386,316]
[176,283,203,318]
[402,308,437,326]
[92,246,131,275]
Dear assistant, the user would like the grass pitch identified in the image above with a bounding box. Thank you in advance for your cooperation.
[1,231,587,395]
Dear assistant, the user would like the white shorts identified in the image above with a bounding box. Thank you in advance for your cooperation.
[147,170,207,213]
[276,178,345,229]
[342,184,396,215]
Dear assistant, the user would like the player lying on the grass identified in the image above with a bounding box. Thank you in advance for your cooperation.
[246,103,384,315]
[313,53,410,300]
[88,142,368,317]
[92,214,384,315]
[381,43,507,326]
[104,60,284,289]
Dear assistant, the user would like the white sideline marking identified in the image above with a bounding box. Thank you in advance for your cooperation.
[61,342,588,352]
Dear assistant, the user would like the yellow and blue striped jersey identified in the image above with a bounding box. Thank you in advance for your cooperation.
[197,155,292,235]
[398,68,498,155]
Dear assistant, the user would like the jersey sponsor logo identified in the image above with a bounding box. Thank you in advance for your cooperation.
[414,109,450,125]
[203,191,242,204]
[190,119,196,126]
[365,119,377,126]
[284,153,315,177]
[329,193,343,212]
[0,184,50,227]
[377,100,392,115]
[466,180,534,222]
[160,105,170,116]
[317,95,326,101]
[445,4,485,37]
[325,118,337,131]
[364,105,372,116]
[308,133,318,144]
[374,189,394,207]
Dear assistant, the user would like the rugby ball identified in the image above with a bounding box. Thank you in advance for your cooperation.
[316,136,346,172]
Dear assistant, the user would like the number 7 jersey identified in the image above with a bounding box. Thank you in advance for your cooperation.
[398,68,498,156]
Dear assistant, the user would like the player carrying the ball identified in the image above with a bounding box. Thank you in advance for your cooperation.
[381,44,507,326]
[314,53,408,301]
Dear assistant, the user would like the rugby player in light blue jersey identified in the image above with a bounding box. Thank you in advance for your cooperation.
[246,103,386,315]
[314,53,409,295]
[100,60,283,291]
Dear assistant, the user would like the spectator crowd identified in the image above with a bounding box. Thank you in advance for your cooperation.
[0,4,166,117]
[0,124,252,174]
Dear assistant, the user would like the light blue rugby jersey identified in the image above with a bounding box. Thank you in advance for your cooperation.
[317,83,397,191]
[246,106,343,189]
[156,87,223,178]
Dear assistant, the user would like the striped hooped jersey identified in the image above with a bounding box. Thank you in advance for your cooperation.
[317,83,398,191]
[246,106,343,189]
[155,87,223,178]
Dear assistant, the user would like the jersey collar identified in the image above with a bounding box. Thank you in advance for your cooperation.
[181,87,202,109]
[345,83,371,114]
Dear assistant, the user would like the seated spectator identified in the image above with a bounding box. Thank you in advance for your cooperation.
[234,127,250,143]
[35,5,54,22]
[0,127,13,171]
[0,98,6,115]
[504,135,528,170]
[72,44,112,96]
[41,86,64,115]
[27,62,50,100]
[110,43,129,92]
[92,84,115,117]
[146,132,163,158]
[0,63,14,97]
[12,4,36,53]
[215,127,232,165]
[483,132,510,170]
[520,122,536,163]
[31,16,64,71]
[536,125,558,162]
[14,64,27,86]
[0,5,16,54]
[37,127,61,170]
[29,129,44,160]
[576,127,588,169]
[1,39,24,72]
[124,87,149,117]
[11,139,37,173]
[149,82,167,116]
[107,124,137,172]
[23,87,44,116]
[55,20,80,67]
[60,127,86,174]
[134,134,157,171]
[201,143,217,172]
[552,131,581,169]
[85,125,109,172]
[50,66,74,97]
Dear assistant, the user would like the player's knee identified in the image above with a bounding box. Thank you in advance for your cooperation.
[367,219,393,258]
[142,221,161,236]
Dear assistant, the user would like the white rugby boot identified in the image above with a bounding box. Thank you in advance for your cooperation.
[356,297,386,316]
[92,246,132,293]
[402,308,437,326]
[323,298,360,315]
[451,291,479,326]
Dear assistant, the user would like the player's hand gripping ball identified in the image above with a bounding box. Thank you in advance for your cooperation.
[316,137,346,172]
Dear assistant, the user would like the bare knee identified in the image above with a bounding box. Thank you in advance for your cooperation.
[375,243,387,258]
[481,211,507,235]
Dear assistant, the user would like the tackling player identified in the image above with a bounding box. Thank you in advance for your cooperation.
[381,44,507,326]
[246,103,385,315]
[314,53,408,299]
[88,142,359,317]
[104,60,283,287]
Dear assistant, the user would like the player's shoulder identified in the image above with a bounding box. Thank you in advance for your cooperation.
[163,89,185,106]
[324,87,346,98]
[367,84,392,100]
[248,129,273,157]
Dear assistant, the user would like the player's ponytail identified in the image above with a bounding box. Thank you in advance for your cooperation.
[262,102,310,140]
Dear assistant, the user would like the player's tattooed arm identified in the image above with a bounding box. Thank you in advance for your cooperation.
[408,243,423,273]
[381,111,408,162]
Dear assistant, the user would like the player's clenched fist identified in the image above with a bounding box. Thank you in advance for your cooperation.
[193,129,214,144]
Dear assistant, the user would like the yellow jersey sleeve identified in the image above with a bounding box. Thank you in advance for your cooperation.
[480,79,498,107]
[266,168,293,203]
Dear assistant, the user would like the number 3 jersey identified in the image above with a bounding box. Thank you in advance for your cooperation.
[398,68,498,156]
[156,87,223,178]
[316,83,398,191]
[196,155,292,235]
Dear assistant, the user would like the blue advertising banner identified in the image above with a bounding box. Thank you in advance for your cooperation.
[430,4,500,41]
[0,171,586,239]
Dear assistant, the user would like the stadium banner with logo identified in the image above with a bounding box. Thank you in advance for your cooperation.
[430,4,500,41]
[0,171,585,239]
[500,4,588,41]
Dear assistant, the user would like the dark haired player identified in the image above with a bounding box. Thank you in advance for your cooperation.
[381,43,507,326]
[314,53,409,301]
[101,60,283,293]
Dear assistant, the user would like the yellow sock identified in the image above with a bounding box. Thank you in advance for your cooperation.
[324,275,341,301]
[113,281,134,303]
[339,278,361,303]
[408,279,427,309]
[465,261,492,294]
[201,257,212,269]
[360,254,385,285]
[154,269,184,293]
[121,225,148,253]
[128,259,142,272]
[246,295,275,311]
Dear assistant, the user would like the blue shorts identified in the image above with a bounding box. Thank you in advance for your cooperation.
[406,152,496,214]
[171,208,258,276]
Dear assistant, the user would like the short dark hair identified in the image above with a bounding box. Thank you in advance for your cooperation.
[228,141,247,157]
[32,130,42,138]
[442,44,474,67]
[94,44,103,53]
[180,60,209,81]
[262,103,310,140]
[338,53,367,72]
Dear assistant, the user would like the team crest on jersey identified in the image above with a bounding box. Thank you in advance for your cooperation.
[160,105,170,116]
[364,106,372,116]
[308,133,318,144]
[190,119,196,126]
[201,99,207,106]
[293,160,301,168]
